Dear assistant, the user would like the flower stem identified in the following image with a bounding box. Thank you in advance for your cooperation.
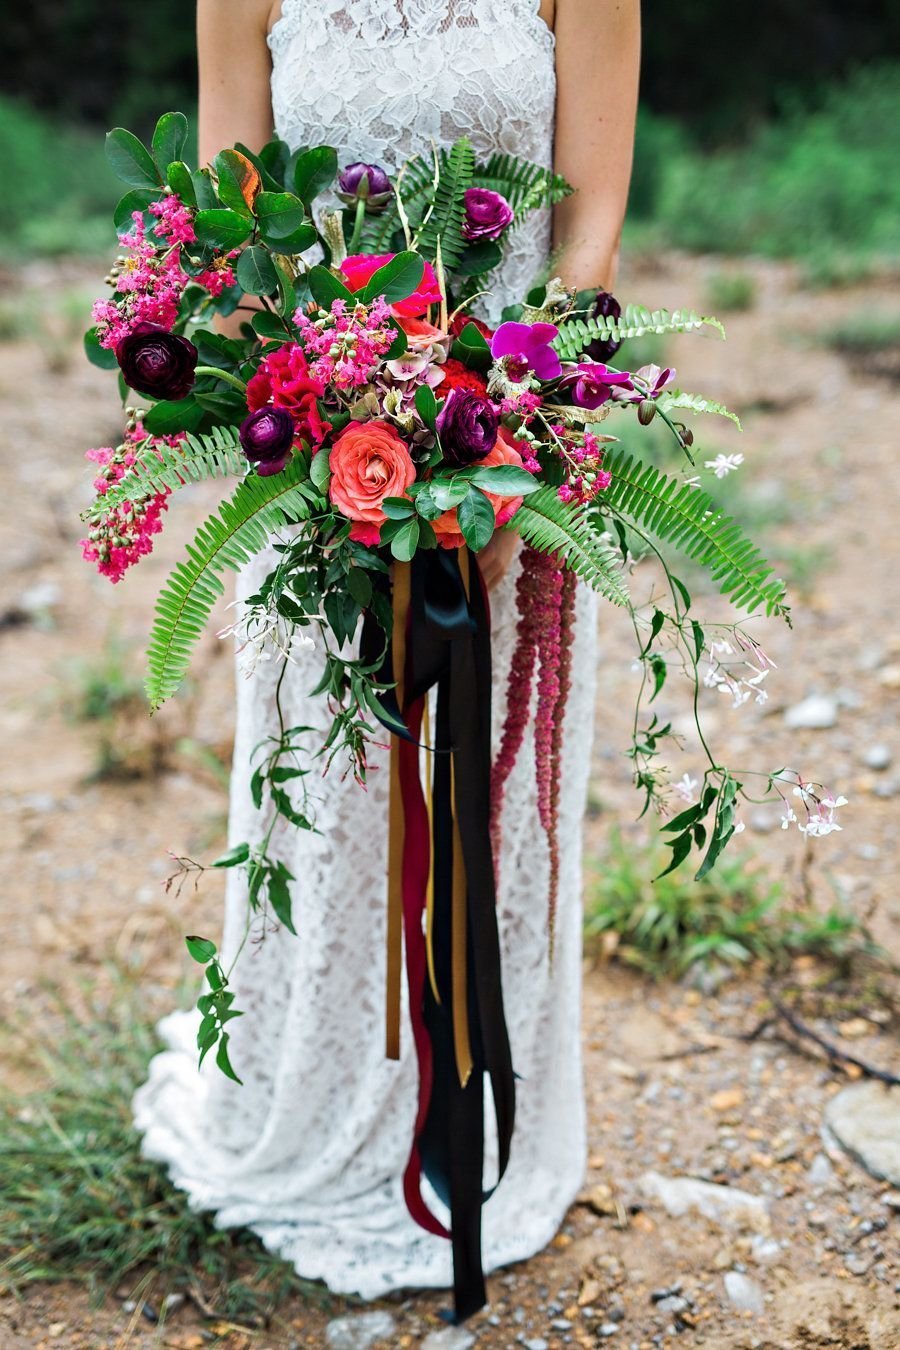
[347,198,367,254]
[194,365,248,395]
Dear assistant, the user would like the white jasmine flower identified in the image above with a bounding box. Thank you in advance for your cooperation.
[705,452,745,478]
[673,773,699,803]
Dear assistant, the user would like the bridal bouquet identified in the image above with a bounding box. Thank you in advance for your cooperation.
[80,112,838,1317]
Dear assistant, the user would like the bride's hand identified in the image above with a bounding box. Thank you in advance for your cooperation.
[477,530,520,591]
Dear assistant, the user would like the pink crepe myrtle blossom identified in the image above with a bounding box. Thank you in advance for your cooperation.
[148,193,196,245]
[293,296,395,389]
[80,426,183,582]
[490,320,562,382]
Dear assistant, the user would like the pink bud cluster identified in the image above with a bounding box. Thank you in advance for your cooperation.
[555,429,612,504]
[80,426,182,583]
[293,297,396,389]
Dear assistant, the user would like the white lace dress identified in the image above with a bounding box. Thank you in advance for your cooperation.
[134,0,599,1300]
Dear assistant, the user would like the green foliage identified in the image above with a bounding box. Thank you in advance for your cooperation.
[584,829,870,978]
[599,448,789,618]
[705,271,757,313]
[94,426,245,513]
[474,150,573,219]
[146,459,319,710]
[818,308,900,355]
[553,306,724,363]
[416,137,475,271]
[658,389,742,429]
[0,975,325,1315]
[511,487,630,606]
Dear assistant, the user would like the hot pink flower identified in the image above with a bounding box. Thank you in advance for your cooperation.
[247,343,331,448]
[339,252,443,318]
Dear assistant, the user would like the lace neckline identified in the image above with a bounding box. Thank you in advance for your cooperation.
[267,0,556,55]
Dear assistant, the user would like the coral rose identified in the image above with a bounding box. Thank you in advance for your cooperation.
[339,252,443,318]
[432,427,527,551]
[329,420,416,537]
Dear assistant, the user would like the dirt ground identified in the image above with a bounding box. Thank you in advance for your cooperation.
[1,251,899,1348]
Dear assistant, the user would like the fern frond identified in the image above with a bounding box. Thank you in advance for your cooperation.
[511,486,629,606]
[600,449,789,619]
[658,390,742,429]
[145,459,315,710]
[88,427,245,515]
[553,305,725,362]
[476,151,573,220]
[416,137,475,271]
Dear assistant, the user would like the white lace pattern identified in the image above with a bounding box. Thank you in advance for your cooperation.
[134,0,600,1300]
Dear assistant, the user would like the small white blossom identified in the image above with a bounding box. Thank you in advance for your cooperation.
[673,773,699,803]
[218,601,315,678]
[705,452,745,479]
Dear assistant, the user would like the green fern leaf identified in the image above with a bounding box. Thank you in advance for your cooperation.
[416,137,475,271]
[553,305,725,362]
[87,426,245,515]
[145,458,315,710]
[511,486,629,606]
[476,151,573,220]
[658,390,742,429]
[600,448,789,619]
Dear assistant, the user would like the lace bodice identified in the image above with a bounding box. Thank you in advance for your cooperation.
[268,0,557,322]
[134,2,601,1303]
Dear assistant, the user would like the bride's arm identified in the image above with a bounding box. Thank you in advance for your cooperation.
[197,0,276,167]
[552,0,641,290]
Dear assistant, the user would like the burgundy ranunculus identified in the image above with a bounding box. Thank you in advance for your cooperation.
[239,407,295,476]
[436,387,499,466]
[462,187,514,243]
[337,161,393,211]
[584,290,622,362]
[115,322,198,401]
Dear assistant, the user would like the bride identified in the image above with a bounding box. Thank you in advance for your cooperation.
[135,0,639,1307]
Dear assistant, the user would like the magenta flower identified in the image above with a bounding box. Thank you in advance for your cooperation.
[561,361,634,410]
[490,321,561,382]
[462,188,514,243]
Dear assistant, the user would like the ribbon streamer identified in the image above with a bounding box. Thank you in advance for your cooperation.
[361,547,516,1322]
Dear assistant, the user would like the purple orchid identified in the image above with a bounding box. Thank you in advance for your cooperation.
[631,363,676,399]
[561,361,634,410]
[489,321,562,382]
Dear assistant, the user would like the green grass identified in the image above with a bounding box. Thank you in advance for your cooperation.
[629,63,900,269]
[0,96,117,257]
[584,828,872,978]
[818,308,900,355]
[0,976,328,1323]
[705,270,757,314]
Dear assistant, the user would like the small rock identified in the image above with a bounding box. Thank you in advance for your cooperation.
[650,1284,683,1303]
[162,1293,185,1312]
[878,664,900,690]
[521,1339,549,1350]
[550,1319,572,1330]
[784,694,837,730]
[421,1328,475,1350]
[881,1190,900,1211]
[825,1082,900,1186]
[580,1182,618,1216]
[47,1326,66,1340]
[862,744,892,771]
[723,1272,764,1314]
[843,1252,873,1277]
[750,1235,781,1263]
[639,1171,770,1233]
[18,580,61,614]
[655,1296,689,1316]
[598,1326,620,1339]
[838,1017,873,1039]
[325,1311,397,1350]
[874,778,899,799]
[578,1278,602,1306]
[709,1088,744,1113]
[807,1152,837,1189]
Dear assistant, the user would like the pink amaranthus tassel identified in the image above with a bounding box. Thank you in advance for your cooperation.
[546,566,577,947]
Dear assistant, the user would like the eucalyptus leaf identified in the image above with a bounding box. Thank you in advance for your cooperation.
[469,463,539,495]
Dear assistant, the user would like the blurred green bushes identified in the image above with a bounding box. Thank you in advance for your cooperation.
[629,64,900,268]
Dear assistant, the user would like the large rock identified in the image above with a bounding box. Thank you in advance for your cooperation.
[639,1171,770,1233]
[824,1081,900,1185]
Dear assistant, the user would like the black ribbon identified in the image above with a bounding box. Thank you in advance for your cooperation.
[361,548,516,1322]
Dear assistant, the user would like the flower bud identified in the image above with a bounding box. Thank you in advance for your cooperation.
[637,399,657,426]
[239,406,295,476]
[584,290,622,362]
[337,162,393,212]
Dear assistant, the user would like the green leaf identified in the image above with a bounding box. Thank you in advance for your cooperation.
[84,327,119,371]
[414,382,438,432]
[185,935,217,963]
[212,842,250,869]
[601,447,790,618]
[347,567,373,606]
[385,319,408,360]
[293,145,338,203]
[113,188,159,232]
[267,863,297,935]
[381,496,415,519]
[309,447,332,493]
[450,320,492,370]
[655,829,694,880]
[455,240,502,276]
[360,250,425,305]
[255,191,312,246]
[105,127,161,188]
[141,397,205,435]
[236,244,279,295]
[194,209,253,251]
[90,425,245,514]
[214,149,256,219]
[416,137,475,271]
[151,111,189,173]
[192,168,218,210]
[457,487,495,551]
[216,1033,243,1084]
[511,486,630,605]
[308,264,354,310]
[390,516,421,561]
[166,160,196,205]
[430,476,471,510]
[552,305,725,362]
[475,150,573,219]
[252,309,291,340]
[468,463,539,496]
[145,458,315,709]
[658,389,742,429]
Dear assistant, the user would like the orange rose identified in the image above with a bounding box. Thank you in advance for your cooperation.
[432,427,528,550]
[329,419,416,533]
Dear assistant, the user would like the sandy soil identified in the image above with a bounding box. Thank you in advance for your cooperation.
[1,252,898,1348]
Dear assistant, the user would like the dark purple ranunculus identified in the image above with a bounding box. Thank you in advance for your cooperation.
[239,406,296,476]
[436,387,499,466]
[115,322,198,401]
[337,161,393,211]
[584,290,622,362]
[462,187,514,243]
[562,361,634,410]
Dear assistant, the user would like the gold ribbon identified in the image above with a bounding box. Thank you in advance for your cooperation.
[385,561,410,1061]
